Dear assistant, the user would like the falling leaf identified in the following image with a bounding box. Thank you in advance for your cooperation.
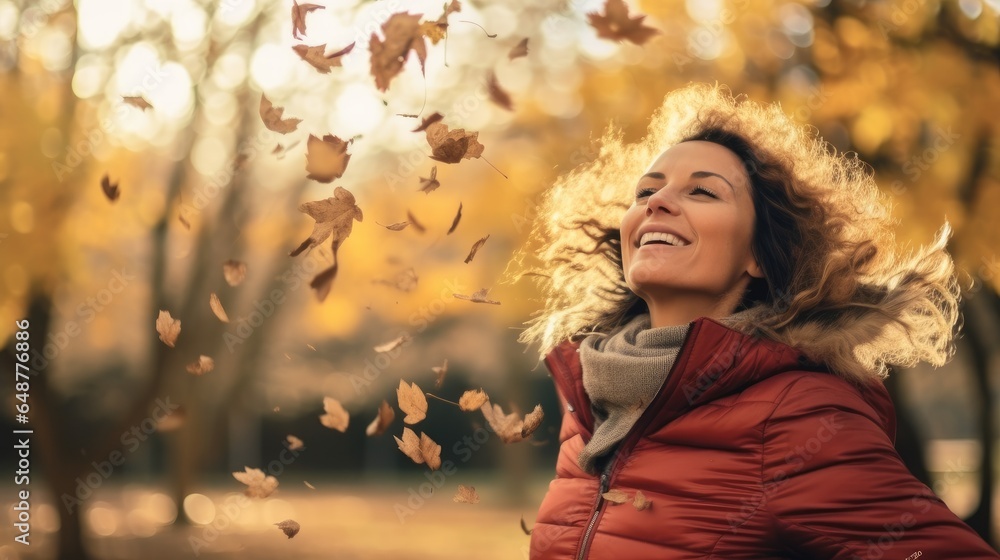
[375,333,411,353]
[453,287,501,305]
[425,122,484,164]
[290,186,363,256]
[186,355,214,375]
[397,379,427,424]
[178,214,191,230]
[479,401,543,443]
[156,310,181,347]
[447,202,462,234]
[366,399,395,436]
[305,134,352,183]
[406,210,426,233]
[292,42,355,74]
[464,234,490,263]
[259,94,302,134]
[519,515,533,535]
[291,0,323,39]
[419,0,460,44]
[374,267,419,292]
[432,359,448,388]
[369,12,427,92]
[273,140,301,159]
[633,490,652,510]
[602,488,629,504]
[394,427,425,465]
[310,261,339,302]
[412,112,444,132]
[319,396,349,432]
[209,293,230,323]
[155,405,185,432]
[304,481,316,490]
[459,389,489,411]
[274,519,300,539]
[286,435,304,451]
[233,467,278,498]
[100,174,120,202]
[587,0,659,45]
[508,38,528,60]
[223,260,247,286]
[453,484,479,504]
[420,432,442,470]
[418,166,440,194]
[377,220,410,231]
[487,71,513,111]
[122,95,152,110]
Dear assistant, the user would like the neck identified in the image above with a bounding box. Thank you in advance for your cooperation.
[644,289,745,328]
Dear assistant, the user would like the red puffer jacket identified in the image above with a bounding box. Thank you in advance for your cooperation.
[529,316,999,559]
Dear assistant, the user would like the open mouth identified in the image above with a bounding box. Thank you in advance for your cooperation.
[636,231,690,248]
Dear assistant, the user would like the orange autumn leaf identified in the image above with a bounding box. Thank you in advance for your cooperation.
[464,234,489,263]
[377,220,410,231]
[209,292,230,323]
[274,519,300,538]
[122,95,153,110]
[633,490,652,510]
[602,488,629,504]
[286,435,305,451]
[397,379,428,424]
[222,260,247,287]
[479,402,543,443]
[453,287,501,305]
[319,396,350,432]
[292,42,355,74]
[100,173,120,201]
[419,0,461,44]
[186,355,214,375]
[291,0,323,40]
[424,122,484,163]
[458,388,489,411]
[259,93,301,134]
[420,432,442,470]
[366,399,395,436]
[290,186,363,257]
[156,310,181,347]
[305,134,352,182]
[233,466,278,498]
[369,12,427,92]
[412,112,443,132]
[453,484,479,504]
[394,427,424,464]
[587,0,659,45]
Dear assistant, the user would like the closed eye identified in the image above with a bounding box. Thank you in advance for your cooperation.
[635,185,718,199]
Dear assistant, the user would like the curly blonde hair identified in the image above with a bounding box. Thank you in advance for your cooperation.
[506,82,962,385]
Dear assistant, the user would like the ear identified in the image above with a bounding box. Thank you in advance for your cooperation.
[746,256,765,280]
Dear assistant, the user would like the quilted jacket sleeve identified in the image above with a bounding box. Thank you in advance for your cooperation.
[761,374,999,559]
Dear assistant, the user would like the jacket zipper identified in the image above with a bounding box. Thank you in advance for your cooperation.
[576,464,612,560]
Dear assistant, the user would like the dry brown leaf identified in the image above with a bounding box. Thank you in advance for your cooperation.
[305,134,352,183]
[100,173,119,202]
[309,261,338,302]
[432,359,448,388]
[366,399,395,436]
[420,432,442,470]
[292,42,355,74]
[394,426,424,464]
[156,310,181,347]
[602,488,629,504]
[122,95,152,110]
[304,481,316,490]
[233,466,278,498]
[587,0,659,45]
[453,287,501,305]
[375,333,411,353]
[519,514,533,535]
[418,166,440,194]
[425,122,484,163]
[487,71,513,111]
[369,12,427,92]
[463,234,489,263]
[459,388,489,411]
[633,490,652,510]
[290,186,363,257]
[273,139,301,159]
[318,396,349,432]
[453,484,479,504]
[377,220,410,231]
[508,38,528,60]
[186,355,214,375]
[209,292,230,323]
[521,404,544,438]
[286,435,304,451]
[480,401,543,443]
[412,112,444,132]
[447,202,462,234]
[291,0,323,39]
[259,93,302,134]
[274,518,300,538]
[223,260,247,286]
[406,210,426,233]
[397,379,428,424]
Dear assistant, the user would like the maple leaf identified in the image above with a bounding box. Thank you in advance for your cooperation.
[259,93,301,134]
[419,0,461,45]
[185,355,214,375]
[418,166,440,193]
[375,333,411,353]
[223,260,247,287]
[156,310,181,347]
[274,519,300,539]
[100,173,119,201]
[233,466,278,498]
[432,359,448,388]
[286,435,304,451]
[209,292,230,323]
[412,112,443,132]
[393,427,424,465]
[587,0,660,45]
[305,134,352,183]
[397,379,428,424]
[464,234,490,264]
[453,287,500,305]
[122,95,153,110]
[292,42,355,74]
[291,0,323,40]
[508,38,528,60]
[377,220,410,231]
[406,210,426,233]
[420,432,442,470]
[519,515,533,535]
[366,399,395,436]
[602,488,628,504]
[369,12,427,92]
[487,71,513,111]
[633,490,652,510]
[447,202,462,234]
[453,484,479,504]
[425,122,484,163]
[319,396,349,432]
[290,186,363,257]
[479,402,543,443]
[458,389,489,411]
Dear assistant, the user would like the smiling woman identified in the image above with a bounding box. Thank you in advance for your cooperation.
[509,82,999,559]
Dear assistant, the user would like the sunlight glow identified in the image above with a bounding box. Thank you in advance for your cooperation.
[78,0,135,50]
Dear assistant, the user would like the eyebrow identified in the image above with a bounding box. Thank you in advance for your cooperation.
[640,171,737,195]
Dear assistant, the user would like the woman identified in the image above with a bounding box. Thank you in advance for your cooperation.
[512,82,999,559]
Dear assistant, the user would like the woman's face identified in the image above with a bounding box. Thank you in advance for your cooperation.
[620,140,763,310]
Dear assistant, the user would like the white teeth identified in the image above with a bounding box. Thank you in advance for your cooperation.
[639,232,688,247]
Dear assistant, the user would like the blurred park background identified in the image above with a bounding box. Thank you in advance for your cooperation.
[0,0,998,558]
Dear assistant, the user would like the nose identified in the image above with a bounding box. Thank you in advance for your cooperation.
[644,186,679,216]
